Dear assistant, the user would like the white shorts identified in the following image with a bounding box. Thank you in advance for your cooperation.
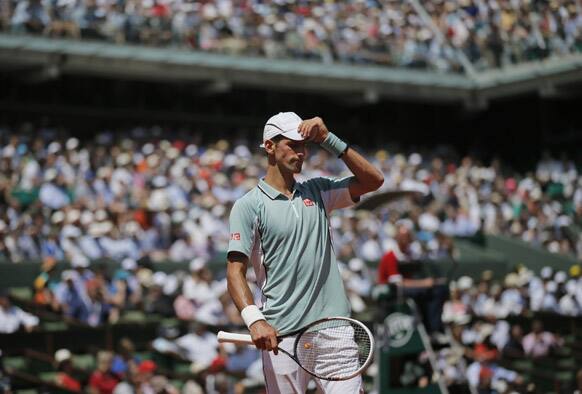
[261,332,364,394]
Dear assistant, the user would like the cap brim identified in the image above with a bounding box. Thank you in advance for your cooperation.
[260,129,304,148]
[281,129,304,141]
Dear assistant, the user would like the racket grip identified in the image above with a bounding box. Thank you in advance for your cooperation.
[217,331,254,345]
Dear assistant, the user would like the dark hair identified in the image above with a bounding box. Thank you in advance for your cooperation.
[269,135,285,143]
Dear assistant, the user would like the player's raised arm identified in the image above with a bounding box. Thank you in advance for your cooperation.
[299,117,384,200]
[226,253,279,354]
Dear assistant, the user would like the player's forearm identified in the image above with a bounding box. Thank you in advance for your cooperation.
[226,260,255,312]
[342,147,384,195]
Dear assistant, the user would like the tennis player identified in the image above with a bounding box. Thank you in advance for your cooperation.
[227,112,384,393]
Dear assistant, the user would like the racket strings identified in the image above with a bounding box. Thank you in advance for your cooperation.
[295,320,372,380]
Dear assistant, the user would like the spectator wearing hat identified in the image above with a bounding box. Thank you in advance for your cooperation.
[500,273,526,316]
[0,290,39,333]
[345,257,373,297]
[559,279,580,316]
[442,286,470,325]
[175,258,224,322]
[54,348,81,392]
[341,257,373,313]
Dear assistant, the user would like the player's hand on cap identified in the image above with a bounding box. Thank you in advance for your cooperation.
[250,320,279,355]
[299,117,329,144]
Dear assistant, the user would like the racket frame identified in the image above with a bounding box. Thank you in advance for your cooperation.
[218,316,375,381]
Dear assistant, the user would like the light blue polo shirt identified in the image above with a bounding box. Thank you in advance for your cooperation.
[228,176,356,335]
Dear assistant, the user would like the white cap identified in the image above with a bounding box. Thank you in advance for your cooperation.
[555,271,567,284]
[61,224,81,238]
[61,270,77,281]
[65,138,79,150]
[566,279,577,295]
[546,281,558,293]
[458,276,473,291]
[55,349,72,363]
[153,271,167,287]
[348,258,364,271]
[189,257,207,272]
[260,112,304,148]
[122,258,137,271]
[71,254,89,268]
[541,266,553,279]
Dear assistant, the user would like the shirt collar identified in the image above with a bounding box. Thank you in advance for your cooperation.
[257,178,298,200]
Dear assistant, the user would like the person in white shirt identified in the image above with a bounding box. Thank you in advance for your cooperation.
[174,322,219,371]
[0,291,39,334]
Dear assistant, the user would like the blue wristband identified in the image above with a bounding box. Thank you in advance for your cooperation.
[321,132,348,157]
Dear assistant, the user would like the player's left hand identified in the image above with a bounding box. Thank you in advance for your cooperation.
[299,117,329,144]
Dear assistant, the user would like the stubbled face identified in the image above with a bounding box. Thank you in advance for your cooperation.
[268,138,306,174]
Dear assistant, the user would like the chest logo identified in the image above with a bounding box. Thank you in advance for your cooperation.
[230,233,241,240]
[303,198,314,207]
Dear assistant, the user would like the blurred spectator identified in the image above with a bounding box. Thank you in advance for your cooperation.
[33,256,59,308]
[377,224,448,333]
[111,338,140,378]
[88,351,121,394]
[502,324,525,359]
[0,289,39,333]
[522,320,564,359]
[0,349,10,393]
[442,286,470,325]
[175,257,227,324]
[10,0,50,34]
[174,321,220,373]
[466,359,522,393]
[54,348,82,393]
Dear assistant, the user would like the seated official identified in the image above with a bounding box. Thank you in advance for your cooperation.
[377,225,447,333]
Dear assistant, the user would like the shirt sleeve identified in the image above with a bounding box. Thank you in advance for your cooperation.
[377,252,399,284]
[313,176,356,214]
[227,198,257,258]
[17,307,39,328]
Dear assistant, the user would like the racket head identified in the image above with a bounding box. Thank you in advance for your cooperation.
[290,316,375,381]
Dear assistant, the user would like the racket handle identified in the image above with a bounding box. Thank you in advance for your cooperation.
[217,331,254,345]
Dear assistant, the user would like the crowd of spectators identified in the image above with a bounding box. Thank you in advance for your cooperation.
[1,0,580,71]
[0,125,580,266]
[5,233,582,392]
[376,264,582,392]
[425,0,582,69]
[0,124,580,391]
[433,265,582,393]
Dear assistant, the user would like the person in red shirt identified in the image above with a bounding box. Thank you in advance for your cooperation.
[54,349,81,392]
[88,351,121,394]
[377,225,447,333]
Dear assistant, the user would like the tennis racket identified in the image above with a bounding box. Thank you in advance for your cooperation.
[217,316,374,381]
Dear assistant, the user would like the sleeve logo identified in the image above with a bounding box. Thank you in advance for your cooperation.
[230,233,241,241]
[303,198,314,207]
